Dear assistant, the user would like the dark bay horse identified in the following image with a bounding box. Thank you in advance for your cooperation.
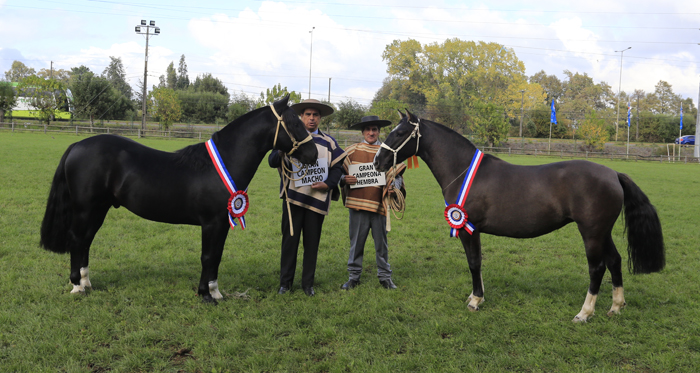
[40,96,317,303]
[374,110,665,322]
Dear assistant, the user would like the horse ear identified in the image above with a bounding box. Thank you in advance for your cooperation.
[405,109,418,122]
[398,110,406,119]
[278,94,290,107]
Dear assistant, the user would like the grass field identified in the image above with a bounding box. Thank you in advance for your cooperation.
[1,131,699,372]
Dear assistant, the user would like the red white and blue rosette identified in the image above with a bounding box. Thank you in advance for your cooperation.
[444,204,467,229]
[443,149,483,238]
[228,190,249,218]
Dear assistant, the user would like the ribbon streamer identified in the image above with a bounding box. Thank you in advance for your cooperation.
[206,139,248,230]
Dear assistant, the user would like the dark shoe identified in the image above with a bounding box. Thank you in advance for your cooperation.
[380,279,397,289]
[340,279,360,290]
[278,286,291,295]
[303,286,315,296]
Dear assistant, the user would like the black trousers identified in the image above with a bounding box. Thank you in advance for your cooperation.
[280,202,325,288]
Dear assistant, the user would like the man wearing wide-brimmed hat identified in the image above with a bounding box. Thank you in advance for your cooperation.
[339,116,406,291]
[268,99,345,297]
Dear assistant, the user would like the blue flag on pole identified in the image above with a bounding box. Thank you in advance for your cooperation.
[680,105,683,130]
[550,99,557,124]
[627,102,632,127]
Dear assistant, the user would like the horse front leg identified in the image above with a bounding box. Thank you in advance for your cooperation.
[199,221,229,303]
[460,231,484,311]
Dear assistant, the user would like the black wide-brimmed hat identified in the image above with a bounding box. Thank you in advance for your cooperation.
[290,99,335,117]
[348,115,392,131]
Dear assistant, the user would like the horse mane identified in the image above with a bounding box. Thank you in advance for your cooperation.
[417,116,478,153]
[173,142,212,171]
[172,101,299,172]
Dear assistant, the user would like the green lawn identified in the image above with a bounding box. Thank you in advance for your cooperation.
[1,131,699,372]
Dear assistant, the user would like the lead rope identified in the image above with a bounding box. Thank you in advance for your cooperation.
[378,119,420,230]
[269,103,313,236]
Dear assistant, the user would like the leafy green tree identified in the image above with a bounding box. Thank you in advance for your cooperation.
[4,61,36,82]
[578,109,608,150]
[37,68,71,84]
[148,87,182,129]
[0,81,18,122]
[227,92,256,122]
[177,55,190,90]
[470,101,509,147]
[17,75,68,125]
[529,70,563,103]
[332,99,366,131]
[69,66,114,126]
[646,80,682,115]
[257,83,301,108]
[192,73,229,97]
[368,98,406,129]
[165,62,177,90]
[102,56,132,100]
[177,90,228,124]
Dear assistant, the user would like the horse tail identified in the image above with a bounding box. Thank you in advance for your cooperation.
[40,143,76,254]
[618,172,665,274]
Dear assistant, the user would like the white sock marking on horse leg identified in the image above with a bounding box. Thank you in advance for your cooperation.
[209,280,223,300]
[79,267,91,289]
[573,291,597,322]
[70,267,91,294]
[607,286,626,316]
[467,274,485,311]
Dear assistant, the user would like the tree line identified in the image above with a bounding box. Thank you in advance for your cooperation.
[1,40,696,148]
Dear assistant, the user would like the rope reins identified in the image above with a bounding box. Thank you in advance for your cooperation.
[269,103,315,236]
[376,119,420,230]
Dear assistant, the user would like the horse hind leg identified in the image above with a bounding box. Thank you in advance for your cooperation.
[68,206,110,294]
[573,233,608,323]
[603,235,626,316]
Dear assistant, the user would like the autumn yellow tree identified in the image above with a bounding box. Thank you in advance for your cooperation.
[381,38,545,144]
[578,109,608,150]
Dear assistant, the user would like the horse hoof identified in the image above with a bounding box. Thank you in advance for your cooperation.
[468,304,480,312]
[70,284,86,294]
[572,315,587,323]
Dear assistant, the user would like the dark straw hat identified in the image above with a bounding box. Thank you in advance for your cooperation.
[348,115,392,131]
[290,99,334,117]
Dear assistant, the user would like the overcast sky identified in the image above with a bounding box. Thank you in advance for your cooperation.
[1,0,698,108]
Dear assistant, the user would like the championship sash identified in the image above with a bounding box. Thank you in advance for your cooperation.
[205,139,248,230]
[444,149,483,237]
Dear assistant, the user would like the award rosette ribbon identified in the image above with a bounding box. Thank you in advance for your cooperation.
[228,190,249,218]
[444,204,467,229]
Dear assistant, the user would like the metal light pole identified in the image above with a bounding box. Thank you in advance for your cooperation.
[614,47,631,142]
[135,20,160,131]
[694,80,700,158]
[519,89,525,151]
[308,26,315,99]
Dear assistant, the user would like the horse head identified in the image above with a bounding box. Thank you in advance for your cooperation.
[270,95,318,165]
[374,109,421,172]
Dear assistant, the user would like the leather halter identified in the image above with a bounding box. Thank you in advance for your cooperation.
[379,118,422,171]
[269,103,313,156]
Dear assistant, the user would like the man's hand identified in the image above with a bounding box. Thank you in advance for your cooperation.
[311,182,329,191]
[344,175,357,185]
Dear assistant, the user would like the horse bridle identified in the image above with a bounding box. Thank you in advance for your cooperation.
[269,103,313,156]
[379,118,422,170]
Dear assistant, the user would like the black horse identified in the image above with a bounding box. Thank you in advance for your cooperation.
[374,110,665,322]
[40,96,317,303]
